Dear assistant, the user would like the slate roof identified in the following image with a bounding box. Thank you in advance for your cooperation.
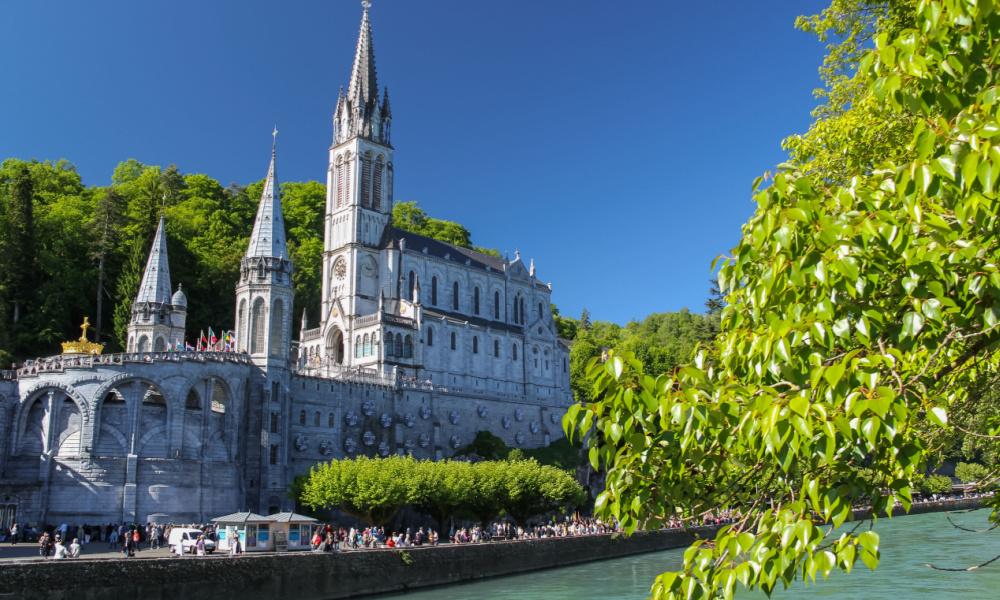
[210,511,270,523]
[382,226,507,273]
[135,216,173,305]
[246,141,287,259]
[267,512,318,523]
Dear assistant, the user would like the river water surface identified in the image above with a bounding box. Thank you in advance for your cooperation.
[375,509,1000,599]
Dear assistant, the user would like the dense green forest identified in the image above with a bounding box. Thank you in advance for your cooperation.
[0,157,719,371]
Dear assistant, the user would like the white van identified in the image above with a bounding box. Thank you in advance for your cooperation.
[167,528,216,554]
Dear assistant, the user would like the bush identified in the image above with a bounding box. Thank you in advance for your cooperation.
[918,474,954,495]
[954,462,990,484]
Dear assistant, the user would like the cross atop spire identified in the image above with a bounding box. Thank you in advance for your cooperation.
[246,132,288,259]
[135,216,173,305]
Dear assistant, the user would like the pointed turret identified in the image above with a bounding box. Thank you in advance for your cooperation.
[348,0,378,111]
[246,129,288,259]
[136,216,173,305]
[127,216,186,352]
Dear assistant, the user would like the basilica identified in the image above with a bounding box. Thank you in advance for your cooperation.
[0,2,571,528]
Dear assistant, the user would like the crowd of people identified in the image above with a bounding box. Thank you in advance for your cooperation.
[2,490,992,561]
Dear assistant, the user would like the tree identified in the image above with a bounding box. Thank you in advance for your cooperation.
[303,456,416,526]
[566,2,1000,597]
[954,463,990,485]
[91,188,126,343]
[391,200,499,256]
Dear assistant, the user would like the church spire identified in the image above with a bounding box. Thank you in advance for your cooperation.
[348,0,378,110]
[135,216,173,305]
[246,128,288,259]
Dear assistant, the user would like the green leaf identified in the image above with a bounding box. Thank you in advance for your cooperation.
[901,311,924,339]
[824,362,846,389]
[928,406,948,427]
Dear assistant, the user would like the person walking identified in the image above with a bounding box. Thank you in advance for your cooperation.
[38,532,51,558]
[69,538,81,558]
[9,523,17,545]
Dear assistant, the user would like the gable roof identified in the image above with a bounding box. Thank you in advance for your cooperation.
[382,226,506,273]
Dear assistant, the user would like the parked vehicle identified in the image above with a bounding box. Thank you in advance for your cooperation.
[167,528,215,554]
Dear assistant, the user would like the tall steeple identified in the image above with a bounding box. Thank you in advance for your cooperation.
[334,1,390,145]
[348,0,378,110]
[246,128,287,259]
[136,216,172,305]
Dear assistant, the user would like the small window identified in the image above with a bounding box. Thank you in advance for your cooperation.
[427,327,434,346]
[328,412,335,428]
[513,344,518,361]
[474,287,480,315]
[494,291,501,319]
[270,412,279,434]
[404,335,413,358]
[314,411,320,427]
[355,335,361,358]
[409,271,416,300]
[473,336,479,354]
[269,444,278,465]
[494,339,500,357]
[451,332,457,350]
[453,282,459,310]
[431,276,438,305]
[539,302,543,318]
[299,410,306,426]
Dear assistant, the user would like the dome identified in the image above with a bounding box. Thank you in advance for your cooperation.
[171,284,188,308]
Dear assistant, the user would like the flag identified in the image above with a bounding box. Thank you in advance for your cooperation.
[209,327,217,347]
[224,330,233,352]
[197,330,206,351]
[185,341,195,351]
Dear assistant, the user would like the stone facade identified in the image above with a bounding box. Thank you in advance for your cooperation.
[0,2,572,528]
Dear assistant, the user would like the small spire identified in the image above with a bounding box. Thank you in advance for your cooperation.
[246,130,289,260]
[381,87,392,119]
[413,274,421,304]
[529,258,536,277]
[378,289,385,312]
[272,125,278,156]
[301,308,308,331]
[135,216,173,305]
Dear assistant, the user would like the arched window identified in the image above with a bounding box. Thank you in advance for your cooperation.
[329,412,335,428]
[355,335,362,358]
[313,411,320,427]
[539,302,544,318]
[431,276,438,305]
[138,335,149,353]
[270,299,284,356]
[257,261,265,280]
[250,298,266,354]
[451,332,457,350]
[237,299,247,350]
[299,410,306,426]
[452,281,460,310]
[270,444,279,465]
[185,390,200,410]
[373,155,384,210]
[473,336,479,354]
[344,151,352,204]
[521,297,526,324]
[513,295,520,324]
[494,291,500,320]
[513,344,518,361]
[474,287,480,315]
[361,152,372,207]
[372,332,380,355]
[404,335,413,358]
[494,339,500,357]
[270,413,279,433]
[427,327,434,346]
[335,155,345,208]
[409,271,416,301]
[363,333,370,357]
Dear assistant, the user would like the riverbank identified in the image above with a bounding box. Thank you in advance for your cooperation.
[0,495,987,600]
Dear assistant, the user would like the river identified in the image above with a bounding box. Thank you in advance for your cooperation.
[374,509,1000,599]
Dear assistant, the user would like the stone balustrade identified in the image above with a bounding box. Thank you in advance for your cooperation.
[15,351,252,378]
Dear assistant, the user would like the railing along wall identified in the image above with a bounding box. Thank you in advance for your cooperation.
[16,351,253,378]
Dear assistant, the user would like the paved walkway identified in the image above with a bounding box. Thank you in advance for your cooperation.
[0,544,176,562]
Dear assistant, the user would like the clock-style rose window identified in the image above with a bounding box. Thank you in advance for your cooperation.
[333,257,347,280]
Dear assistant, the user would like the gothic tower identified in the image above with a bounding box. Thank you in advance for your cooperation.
[322,0,394,355]
[127,216,186,352]
[235,131,294,368]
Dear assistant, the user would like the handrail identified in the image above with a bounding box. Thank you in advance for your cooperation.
[16,351,253,377]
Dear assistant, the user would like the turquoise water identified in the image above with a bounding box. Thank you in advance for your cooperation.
[375,510,1000,599]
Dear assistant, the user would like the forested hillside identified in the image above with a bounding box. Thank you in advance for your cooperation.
[0,158,716,370]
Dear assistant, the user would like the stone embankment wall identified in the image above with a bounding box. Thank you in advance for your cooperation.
[851,496,985,520]
[0,528,711,600]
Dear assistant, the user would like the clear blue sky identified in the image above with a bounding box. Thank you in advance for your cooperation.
[2,0,829,326]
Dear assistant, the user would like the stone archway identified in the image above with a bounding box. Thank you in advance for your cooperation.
[326,327,345,365]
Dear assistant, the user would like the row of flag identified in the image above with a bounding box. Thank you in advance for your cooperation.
[171,328,237,352]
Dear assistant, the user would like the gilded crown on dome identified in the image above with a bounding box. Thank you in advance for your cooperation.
[61,317,104,356]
